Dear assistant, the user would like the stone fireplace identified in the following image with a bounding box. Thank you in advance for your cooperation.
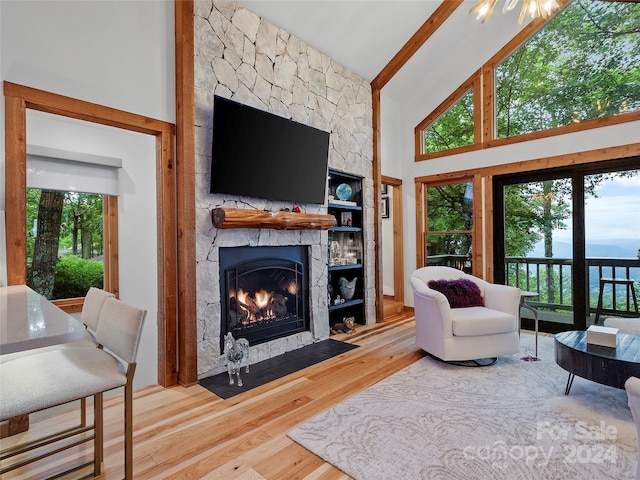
[194,1,374,379]
[219,245,309,349]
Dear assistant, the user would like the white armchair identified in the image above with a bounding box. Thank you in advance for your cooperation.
[411,266,521,363]
[625,376,640,480]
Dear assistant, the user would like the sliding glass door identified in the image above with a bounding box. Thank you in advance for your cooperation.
[494,158,639,333]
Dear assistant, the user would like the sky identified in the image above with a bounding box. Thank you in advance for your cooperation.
[550,171,640,247]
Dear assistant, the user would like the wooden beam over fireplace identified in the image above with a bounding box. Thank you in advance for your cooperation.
[211,207,337,230]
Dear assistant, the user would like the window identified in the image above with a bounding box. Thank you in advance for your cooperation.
[415,0,640,160]
[496,0,640,138]
[422,89,475,154]
[23,144,121,311]
[422,179,475,274]
[493,160,640,333]
[415,74,481,159]
[27,189,107,301]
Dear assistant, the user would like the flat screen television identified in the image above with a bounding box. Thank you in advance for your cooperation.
[210,96,330,204]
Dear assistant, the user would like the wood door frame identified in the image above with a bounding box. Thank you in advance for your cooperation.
[3,81,183,387]
[381,175,404,305]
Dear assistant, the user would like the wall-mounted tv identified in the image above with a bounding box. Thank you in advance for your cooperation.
[210,96,330,204]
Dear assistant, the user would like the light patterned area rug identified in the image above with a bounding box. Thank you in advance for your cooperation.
[288,333,638,479]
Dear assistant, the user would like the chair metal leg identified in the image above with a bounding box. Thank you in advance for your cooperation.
[125,370,136,479]
[80,397,87,427]
[94,392,103,475]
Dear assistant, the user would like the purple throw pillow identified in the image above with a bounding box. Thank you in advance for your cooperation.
[427,278,484,308]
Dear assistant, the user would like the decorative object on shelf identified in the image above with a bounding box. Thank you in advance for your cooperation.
[331,317,356,335]
[339,276,357,301]
[381,196,389,219]
[341,212,353,227]
[470,0,560,25]
[292,205,301,213]
[344,235,361,265]
[328,169,364,326]
[336,183,353,201]
[330,240,341,266]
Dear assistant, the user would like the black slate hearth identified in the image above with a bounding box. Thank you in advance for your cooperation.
[200,339,358,399]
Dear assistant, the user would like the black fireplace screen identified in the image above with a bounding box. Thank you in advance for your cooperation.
[219,246,309,349]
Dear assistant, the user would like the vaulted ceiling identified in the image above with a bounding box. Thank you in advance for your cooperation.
[237,0,532,119]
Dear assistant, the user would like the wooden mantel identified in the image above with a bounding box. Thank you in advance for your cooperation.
[211,207,336,230]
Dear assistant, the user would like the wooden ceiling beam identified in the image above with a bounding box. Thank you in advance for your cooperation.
[371,0,464,91]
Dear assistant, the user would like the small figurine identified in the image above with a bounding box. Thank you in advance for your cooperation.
[292,205,301,213]
[331,317,356,334]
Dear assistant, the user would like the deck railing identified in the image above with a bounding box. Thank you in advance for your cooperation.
[505,256,640,319]
[425,255,640,320]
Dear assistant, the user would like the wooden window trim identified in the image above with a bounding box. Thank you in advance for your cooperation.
[49,194,119,314]
[417,175,481,277]
[3,81,183,387]
[415,143,640,282]
[414,72,479,157]
[413,0,640,163]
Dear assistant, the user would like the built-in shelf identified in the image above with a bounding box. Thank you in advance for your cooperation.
[328,203,362,211]
[328,263,363,271]
[327,169,365,327]
[329,298,364,311]
[211,207,336,230]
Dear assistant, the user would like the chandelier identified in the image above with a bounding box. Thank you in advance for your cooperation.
[470,0,561,24]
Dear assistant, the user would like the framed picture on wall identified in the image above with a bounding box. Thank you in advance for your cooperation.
[381,196,389,219]
[381,184,388,195]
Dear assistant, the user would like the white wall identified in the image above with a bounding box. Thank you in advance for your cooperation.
[1,0,175,389]
[381,187,394,296]
[27,112,159,390]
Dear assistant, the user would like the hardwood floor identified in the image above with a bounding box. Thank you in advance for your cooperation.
[1,312,421,479]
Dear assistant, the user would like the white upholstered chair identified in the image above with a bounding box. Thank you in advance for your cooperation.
[0,287,115,428]
[626,376,640,480]
[81,286,116,339]
[411,266,521,363]
[0,297,145,479]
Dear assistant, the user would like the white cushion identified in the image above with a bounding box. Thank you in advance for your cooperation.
[451,307,517,337]
[604,317,640,336]
[0,347,127,421]
[0,331,96,364]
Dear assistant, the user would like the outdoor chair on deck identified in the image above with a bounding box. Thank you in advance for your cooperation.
[0,297,145,479]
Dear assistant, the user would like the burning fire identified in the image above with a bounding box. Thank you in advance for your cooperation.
[230,288,288,323]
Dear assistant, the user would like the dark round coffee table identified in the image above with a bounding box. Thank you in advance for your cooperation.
[555,330,640,394]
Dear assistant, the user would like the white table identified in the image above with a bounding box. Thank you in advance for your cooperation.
[520,290,540,361]
[0,285,86,354]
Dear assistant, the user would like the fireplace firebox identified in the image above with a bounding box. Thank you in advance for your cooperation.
[219,246,309,349]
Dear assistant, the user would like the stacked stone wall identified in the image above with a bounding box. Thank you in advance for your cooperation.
[193,0,374,377]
